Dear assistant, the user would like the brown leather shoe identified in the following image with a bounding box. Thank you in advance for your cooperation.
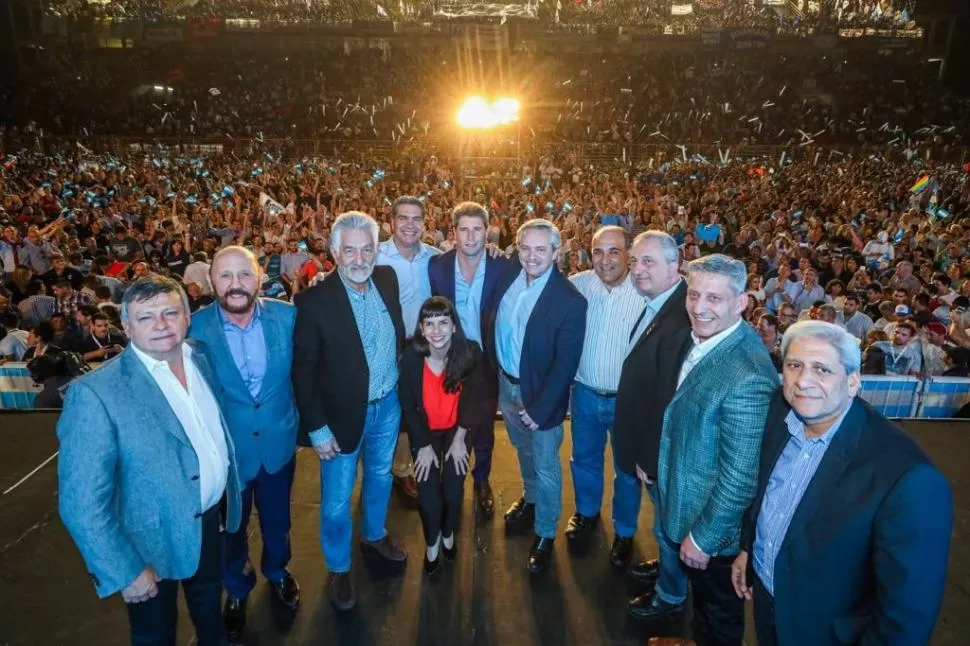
[328,573,355,611]
[474,480,495,518]
[360,535,408,564]
[395,475,419,499]
[646,639,696,646]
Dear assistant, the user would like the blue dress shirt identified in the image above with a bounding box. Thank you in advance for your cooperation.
[753,405,850,595]
[309,275,399,447]
[453,254,487,344]
[495,267,552,378]
[217,302,267,399]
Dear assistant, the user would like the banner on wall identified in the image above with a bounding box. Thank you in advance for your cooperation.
[670,4,694,15]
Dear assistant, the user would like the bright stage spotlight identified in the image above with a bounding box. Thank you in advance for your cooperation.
[456,97,520,129]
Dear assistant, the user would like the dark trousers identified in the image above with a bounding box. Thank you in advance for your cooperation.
[413,428,467,544]
[471,415,495,484]
[126,506,227,646]
[222,458,295,600]
[753,574,778,646]
[685,555,745,646]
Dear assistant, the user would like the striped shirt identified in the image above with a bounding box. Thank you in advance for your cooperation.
[570,270,646,392]
[753,406,849,595]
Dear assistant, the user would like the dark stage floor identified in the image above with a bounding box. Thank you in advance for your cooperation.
[0,412,966,646]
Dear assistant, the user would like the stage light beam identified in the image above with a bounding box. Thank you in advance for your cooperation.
[456,96,520,129]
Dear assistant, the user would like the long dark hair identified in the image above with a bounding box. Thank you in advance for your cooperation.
[412,296,476,393]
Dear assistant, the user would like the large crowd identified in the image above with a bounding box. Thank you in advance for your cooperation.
[2,139,970,398]
[42,0,917,32]
[2,48,965,151]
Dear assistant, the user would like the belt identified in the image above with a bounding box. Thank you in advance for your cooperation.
[586,386,617,398]
[501,369,520,385]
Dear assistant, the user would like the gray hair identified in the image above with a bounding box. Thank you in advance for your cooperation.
[686,254,747,295]
[330,211,379,252]
[120,275,191,326]
[781,320,862,374]
[632,230,679,265]
[516,218,561,250]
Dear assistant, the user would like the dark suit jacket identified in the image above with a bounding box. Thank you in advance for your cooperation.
[613,280,692,479]
[742,391,953,646]
[291,266,405,452]
[484,262,587,430]
[398,341,484,450]
[428,249,508,368]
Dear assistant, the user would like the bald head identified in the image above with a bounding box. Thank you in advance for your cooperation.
[211,245,261,315]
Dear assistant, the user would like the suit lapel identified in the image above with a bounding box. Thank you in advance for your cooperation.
[325,273,368,366]
[258,301,283,396]
[373,269,405,347]
[481,254,502,310]
[631,280,685,353]
[762,394,792,477]
[205,306,253,400]
[780,398,866,547]
[523,267,561,348]
[667,322,747,408]
[119,348,192,448]
[441,252,457,303]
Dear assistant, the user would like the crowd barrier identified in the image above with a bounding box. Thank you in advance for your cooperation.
[3,361,969,418]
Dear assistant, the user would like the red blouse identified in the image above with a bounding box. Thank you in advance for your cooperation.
[423,361,461,431]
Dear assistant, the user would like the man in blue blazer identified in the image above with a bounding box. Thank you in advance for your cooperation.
[733,321,952,646]
[487,218,587,574]
[58,275,242,646]
[188,246,300,640]
[428,201,512,519]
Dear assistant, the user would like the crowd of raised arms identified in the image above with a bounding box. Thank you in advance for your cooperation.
[2,140,970,381]
[2,46,964,146]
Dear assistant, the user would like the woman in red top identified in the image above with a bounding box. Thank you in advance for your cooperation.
[399,296,482,575]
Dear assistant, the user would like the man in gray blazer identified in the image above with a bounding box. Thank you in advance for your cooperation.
[57,275,242,646]
[633,255,777,646]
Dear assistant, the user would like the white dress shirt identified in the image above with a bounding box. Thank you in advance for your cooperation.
[132,343,229,512]
[677,319,743,389]
[377,238,440,335]
[570,270,646,392]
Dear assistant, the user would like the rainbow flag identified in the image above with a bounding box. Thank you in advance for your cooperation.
[910,174,930,194]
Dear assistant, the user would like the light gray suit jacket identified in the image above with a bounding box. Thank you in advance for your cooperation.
[657,322,778,557]
[57,340,242,598]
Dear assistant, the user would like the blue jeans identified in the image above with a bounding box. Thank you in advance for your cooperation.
[319,389,401,574]
[223,458,295,599]
[569,383,642,538]
[646,483,689,605]
[499,374,564,539]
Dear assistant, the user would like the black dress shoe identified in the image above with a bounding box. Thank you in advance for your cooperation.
[629,559,660,584]
[223,595,247,641]
[610,535,634,569]
[564,512,599,542]
[475,480,495,519]
[442,536,457,561]
[329,572,356,611]
[424,551,441,576]
[270,571,301,611]
[528,536,555,574]
[503,498,536,531]
[627,591,685,621]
